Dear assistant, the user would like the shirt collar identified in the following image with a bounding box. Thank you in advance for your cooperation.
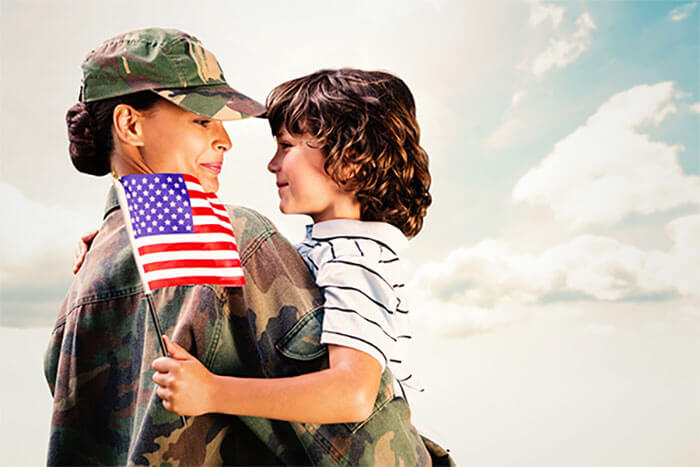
[307,219,408,252]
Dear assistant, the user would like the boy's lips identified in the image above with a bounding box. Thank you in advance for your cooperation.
[202,163,222,174]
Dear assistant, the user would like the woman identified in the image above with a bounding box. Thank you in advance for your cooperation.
[51,27,454,466]
[45,27,323,466]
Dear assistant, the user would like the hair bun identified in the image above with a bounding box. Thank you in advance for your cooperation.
[66,102,110,175]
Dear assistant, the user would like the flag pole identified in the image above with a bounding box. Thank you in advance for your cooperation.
[112,176,186,427]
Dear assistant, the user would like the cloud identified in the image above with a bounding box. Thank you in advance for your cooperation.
[691,102,700,114]
[511,90,527,107]
[410,214,700,316]
[525,0,564,28]
[483,91,528,149]
[668,3,697,21]
[484,117,526,150]
[0,182,94,327]
[532,12,596,77]
[512,82,700,229]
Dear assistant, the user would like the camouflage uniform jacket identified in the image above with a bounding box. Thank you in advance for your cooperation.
[44,187,454,466]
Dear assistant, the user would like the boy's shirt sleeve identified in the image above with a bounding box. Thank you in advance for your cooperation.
[312,245,403,369]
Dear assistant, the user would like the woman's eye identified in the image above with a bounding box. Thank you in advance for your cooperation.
[279,142,292,148]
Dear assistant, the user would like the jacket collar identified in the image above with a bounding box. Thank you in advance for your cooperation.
[104,185,121,220]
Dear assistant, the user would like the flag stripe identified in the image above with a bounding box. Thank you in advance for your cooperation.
[140,250,239,263]
[143,258,242,273]
[134,233,237,248]
[137,242,237,255]
[192,215,235,230]
[145,267,245,281]
[191,206,230,223]
[194,224,234,235]
[148,275,246,290]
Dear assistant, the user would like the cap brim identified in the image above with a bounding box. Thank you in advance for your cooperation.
[153,84,266,121]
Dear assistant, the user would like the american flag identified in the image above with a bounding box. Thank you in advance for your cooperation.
[115,173,245,291]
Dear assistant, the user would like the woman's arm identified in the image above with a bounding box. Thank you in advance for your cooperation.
[152,336,382,424]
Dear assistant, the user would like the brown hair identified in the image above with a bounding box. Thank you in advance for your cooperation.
[66,91,161,176]
[266,68,431,238]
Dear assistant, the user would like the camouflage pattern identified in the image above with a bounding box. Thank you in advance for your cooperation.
[44,187,455,466]
[80,28,265,120]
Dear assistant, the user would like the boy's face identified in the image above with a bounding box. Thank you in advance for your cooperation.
[267,128,361,223]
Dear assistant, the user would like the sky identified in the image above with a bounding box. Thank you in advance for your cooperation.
[0,0,699,465]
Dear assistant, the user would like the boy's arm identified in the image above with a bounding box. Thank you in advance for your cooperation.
[152,337,382,423]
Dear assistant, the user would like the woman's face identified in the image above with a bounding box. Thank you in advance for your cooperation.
[137,100,232,193]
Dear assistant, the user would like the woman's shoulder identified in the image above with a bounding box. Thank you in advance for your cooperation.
[223,205,276,240]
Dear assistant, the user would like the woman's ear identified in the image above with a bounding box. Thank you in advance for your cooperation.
[112,104,145,147]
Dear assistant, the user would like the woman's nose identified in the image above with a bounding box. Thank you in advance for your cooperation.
[212,122,232,152]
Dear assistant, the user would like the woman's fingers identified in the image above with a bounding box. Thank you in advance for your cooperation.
[81,229,99,243]
[72,228,99,274]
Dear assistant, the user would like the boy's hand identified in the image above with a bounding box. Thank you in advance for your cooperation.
[152,335,215,416]
[72,228,99,274]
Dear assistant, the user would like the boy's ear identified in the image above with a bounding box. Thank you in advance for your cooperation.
[112,104,145,147]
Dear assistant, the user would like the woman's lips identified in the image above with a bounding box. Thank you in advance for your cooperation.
[202,163,222,174]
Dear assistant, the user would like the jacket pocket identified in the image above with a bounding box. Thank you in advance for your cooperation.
[343,367,396,432]
[275,306,327,361]
[275,306,397,432]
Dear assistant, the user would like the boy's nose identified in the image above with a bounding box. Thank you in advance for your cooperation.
[267,150,281,173]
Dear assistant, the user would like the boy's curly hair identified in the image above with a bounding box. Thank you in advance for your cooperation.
[265,68,432,238]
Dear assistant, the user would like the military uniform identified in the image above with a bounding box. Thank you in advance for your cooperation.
[45,188,454,465]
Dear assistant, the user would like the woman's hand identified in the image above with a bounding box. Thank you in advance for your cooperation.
[72,228,99,274]
[152,335,215,416]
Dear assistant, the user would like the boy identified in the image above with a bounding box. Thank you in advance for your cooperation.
[153,69,451,465]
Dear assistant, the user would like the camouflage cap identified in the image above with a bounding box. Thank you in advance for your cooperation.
[80,28,265,120]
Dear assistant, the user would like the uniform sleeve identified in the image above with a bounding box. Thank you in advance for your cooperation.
[315,253,401,369]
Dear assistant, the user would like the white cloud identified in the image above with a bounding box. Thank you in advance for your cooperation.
[484,117,525,149]
[512,82,700,229]
[511,90,527,107]
[0,182,95,326]
[532,12,596,77]
[0,182,93,273]
[526,0,565,28]
[410,214,700,317]
[691,102,700,114]
[669,3,697,21]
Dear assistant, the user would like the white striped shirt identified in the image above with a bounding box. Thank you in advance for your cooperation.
[296,219,422,393]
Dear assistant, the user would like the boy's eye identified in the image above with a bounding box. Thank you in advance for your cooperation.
[194,119,212,127]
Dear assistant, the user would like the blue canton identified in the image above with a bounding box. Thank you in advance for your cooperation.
[121,174,194,239]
